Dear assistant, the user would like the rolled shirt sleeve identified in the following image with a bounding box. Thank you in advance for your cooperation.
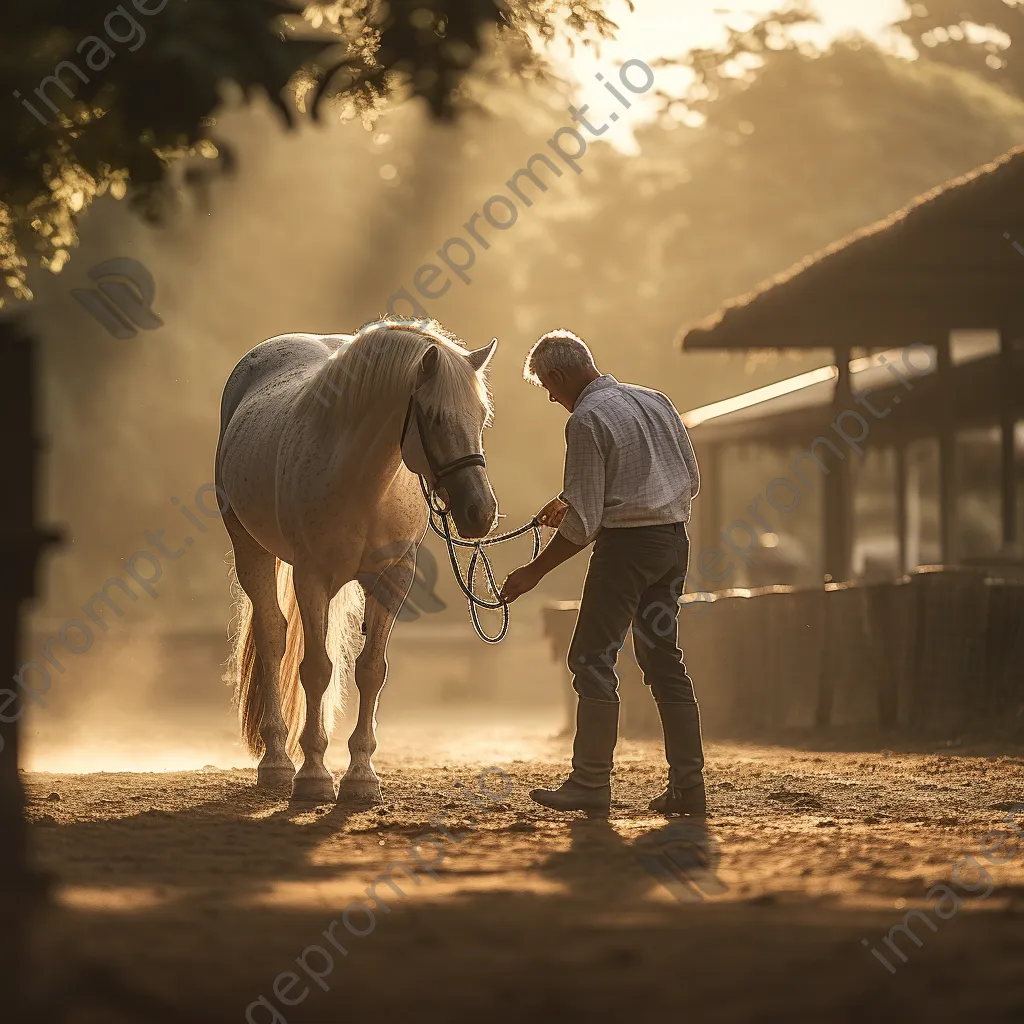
[557,417,606,546]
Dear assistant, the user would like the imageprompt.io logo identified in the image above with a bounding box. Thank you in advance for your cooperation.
[72,257,164,339]
[358,543,447,623]
[395,544,447,622]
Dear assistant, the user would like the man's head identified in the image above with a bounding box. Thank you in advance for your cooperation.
[523,329,601,412]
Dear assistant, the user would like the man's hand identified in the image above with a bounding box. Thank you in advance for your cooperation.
[500,564,542,604]
[536,497,568,528]
[500,529,586,604]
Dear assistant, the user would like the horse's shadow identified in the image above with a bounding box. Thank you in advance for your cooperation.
[30,779,386,902]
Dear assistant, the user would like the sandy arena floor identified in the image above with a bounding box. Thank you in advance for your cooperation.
[22,720,1024,1023]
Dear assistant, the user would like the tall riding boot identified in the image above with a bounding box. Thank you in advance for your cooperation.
[530,697,619,813]
[649,701,707,816]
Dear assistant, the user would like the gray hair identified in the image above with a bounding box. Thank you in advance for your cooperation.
[523,329,596,386]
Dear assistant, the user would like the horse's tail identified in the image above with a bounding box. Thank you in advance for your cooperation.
[227,558,262,759]
[228,558,364,761]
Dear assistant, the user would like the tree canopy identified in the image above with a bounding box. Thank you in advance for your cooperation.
[7,1,1019,311]
[0,0,623,307]
[668,2,1024,120]
[896,0,1024,99]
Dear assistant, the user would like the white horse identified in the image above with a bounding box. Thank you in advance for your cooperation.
[216,319,498,803]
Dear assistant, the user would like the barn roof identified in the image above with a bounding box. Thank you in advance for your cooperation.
[679,144,1024,351]
[682,334,1024,447]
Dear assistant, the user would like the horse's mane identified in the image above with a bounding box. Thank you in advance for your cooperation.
[297,317,492,431]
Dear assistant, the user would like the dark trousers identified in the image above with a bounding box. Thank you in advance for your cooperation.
[568,522,697,705]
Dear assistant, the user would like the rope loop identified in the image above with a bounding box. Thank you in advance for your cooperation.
[419,477,542,643]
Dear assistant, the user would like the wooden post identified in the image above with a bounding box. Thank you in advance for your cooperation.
[999,332,1019,552]
[700,443,723,557]
[907,449,922,572]
[0,320,57,1021]
[936,334,957,565]
[817,345,854,730]
[1000,420,1018,550]
[895,445,909,574]
[824,346,854,581]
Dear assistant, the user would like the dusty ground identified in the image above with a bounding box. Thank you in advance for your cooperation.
[22,720,1024,1024]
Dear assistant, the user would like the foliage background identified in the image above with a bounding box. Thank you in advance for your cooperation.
[10,0,1024,621]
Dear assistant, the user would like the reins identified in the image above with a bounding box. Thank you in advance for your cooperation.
[420,477,541,644]
[402,391,542,643]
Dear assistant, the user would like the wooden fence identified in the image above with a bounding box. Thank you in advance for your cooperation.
[543,567,1024,738]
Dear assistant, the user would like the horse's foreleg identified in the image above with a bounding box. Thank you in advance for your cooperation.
[338,551,415,806]
[291,570,337,803]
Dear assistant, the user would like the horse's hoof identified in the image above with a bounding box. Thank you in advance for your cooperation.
[256,764,295,791]
[336,776,383,806]
[290,774,337,804]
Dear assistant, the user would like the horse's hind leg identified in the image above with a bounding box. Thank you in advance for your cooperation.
[338,549,415,806]
[291,568,338,803]
[226,509,293,790]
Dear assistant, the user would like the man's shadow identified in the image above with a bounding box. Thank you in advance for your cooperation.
[630,819,728,903]
[536,814,727,906]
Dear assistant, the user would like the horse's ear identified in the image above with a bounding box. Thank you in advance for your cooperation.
[466,338,497,373]
[417,344,440,386]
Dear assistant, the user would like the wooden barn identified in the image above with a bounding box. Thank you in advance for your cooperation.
[681,143,1024,582]
[545,144,1024,739]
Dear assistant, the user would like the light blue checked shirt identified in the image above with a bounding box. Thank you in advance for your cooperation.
[557,375,700,546]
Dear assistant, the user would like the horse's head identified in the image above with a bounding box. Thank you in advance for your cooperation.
[401,338,499,539]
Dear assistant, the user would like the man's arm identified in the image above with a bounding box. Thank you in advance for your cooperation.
[500,418,604,603]
[500,531,585,603]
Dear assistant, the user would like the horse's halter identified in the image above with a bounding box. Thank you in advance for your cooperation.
[400,389,486,512]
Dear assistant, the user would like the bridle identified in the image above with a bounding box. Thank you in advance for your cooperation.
[399,387,541,644]
[400,390,486,512]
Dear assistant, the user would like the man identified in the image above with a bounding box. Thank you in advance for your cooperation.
[500,329,705,817]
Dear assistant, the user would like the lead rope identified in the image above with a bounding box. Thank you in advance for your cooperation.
[419,476,542,643]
